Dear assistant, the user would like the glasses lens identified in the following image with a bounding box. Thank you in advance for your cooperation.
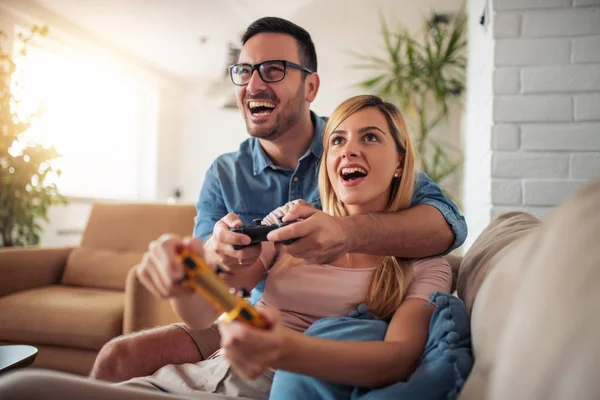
[259,61,285,83]
[230,64,252,85]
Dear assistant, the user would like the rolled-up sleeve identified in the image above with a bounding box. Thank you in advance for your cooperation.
[411,172,467,254]
[194,163,227,241]
[405,257,453,302]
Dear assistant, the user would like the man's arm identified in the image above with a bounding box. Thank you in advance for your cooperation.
[194,163,227,241]
[267,172,466,263]
[345,172,466,257]
[90,164,227,382]
[408,172,467,254]
[344,204,453,258]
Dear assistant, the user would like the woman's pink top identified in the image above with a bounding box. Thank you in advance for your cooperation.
[256,244,452,333]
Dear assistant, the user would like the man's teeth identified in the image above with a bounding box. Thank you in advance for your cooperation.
[341,167,367,176]
[249,101,276,109]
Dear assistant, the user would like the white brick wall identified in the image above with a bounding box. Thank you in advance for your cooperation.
[495,38,570,66]
[491,0,600,220]
[494,95,573,121]
[463,0,600,251]
[492,124,520,149]
[575,93,600,119]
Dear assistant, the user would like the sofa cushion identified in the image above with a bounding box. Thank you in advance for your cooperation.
[0,285,123,351]
[456,212,541,312]
[80,203,196,252]
[457,211,541,400]
[62,247,143,291]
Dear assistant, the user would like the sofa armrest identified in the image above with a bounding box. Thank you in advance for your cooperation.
[0,246,74,298]
[444,252,463,293]
[123,265,182,334]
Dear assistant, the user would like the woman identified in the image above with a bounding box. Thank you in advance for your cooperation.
[0,95,451,399]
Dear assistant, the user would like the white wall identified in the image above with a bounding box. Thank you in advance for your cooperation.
[177,0,465,203]
[462,0,494,249]
[463,0,600,249]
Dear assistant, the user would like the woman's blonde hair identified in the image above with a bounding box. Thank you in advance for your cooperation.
[318,95,417,321]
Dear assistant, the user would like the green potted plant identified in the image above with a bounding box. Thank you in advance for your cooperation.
[351,6,467,202]
[0,25,66,247]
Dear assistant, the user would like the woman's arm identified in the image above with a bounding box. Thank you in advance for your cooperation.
[274,298,435,388]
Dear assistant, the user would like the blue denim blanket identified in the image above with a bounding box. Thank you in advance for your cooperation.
[270,292,473,400]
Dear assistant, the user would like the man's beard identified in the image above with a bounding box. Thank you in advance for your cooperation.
[244,84,304,142]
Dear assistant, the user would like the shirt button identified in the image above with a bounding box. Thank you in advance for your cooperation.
[293,177,299,182]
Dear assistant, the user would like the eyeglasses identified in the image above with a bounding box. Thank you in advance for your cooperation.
[229,60,313,86]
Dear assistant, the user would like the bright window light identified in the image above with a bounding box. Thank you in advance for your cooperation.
[11,30,158,200]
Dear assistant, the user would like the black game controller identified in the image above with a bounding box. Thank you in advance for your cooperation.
[230,218,297,250]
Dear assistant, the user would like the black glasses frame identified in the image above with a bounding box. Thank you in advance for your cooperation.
[229,60,313,86]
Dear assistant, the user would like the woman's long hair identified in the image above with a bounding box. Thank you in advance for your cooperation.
[318,95,417,321]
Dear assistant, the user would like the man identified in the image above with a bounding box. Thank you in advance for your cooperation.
[90,16,466,382]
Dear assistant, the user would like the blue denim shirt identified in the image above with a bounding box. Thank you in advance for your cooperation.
[194,112,467,302]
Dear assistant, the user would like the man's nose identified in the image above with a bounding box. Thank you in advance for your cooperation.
[246,70,267,94]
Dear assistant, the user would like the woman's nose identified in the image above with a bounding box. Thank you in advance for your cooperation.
[341,147,359,158]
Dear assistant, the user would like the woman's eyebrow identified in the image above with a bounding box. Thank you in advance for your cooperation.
[359,126,387,135]
[330,126,387,136]
[330,129,346,137]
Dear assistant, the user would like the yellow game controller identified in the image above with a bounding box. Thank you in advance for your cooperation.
[177,248,268,329]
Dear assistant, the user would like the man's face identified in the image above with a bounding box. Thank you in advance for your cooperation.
[235,32,308,141]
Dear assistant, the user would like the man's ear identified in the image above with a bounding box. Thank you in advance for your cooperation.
[305,73,320,103]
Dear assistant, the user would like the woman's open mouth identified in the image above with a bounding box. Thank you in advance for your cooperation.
[340,166,368,187]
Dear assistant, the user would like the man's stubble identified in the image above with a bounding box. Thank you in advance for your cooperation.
[244,83,305,142]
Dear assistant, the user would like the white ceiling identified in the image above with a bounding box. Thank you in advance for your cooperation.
[30,0,316,82]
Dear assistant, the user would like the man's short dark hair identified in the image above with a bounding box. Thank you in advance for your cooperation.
[241,17,318,73]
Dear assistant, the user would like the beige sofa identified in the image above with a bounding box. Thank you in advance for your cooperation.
[456,180,600,399]
[0,202,196,375]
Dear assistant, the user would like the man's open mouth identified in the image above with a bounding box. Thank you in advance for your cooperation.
[248,101,276,117]
[340,167,368,181]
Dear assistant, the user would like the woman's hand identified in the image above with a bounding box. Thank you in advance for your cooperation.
[219,307,284,380]
[136,234,199,299]
[262,199,311,225]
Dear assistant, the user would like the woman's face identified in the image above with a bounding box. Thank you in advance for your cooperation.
[326,107,402,215]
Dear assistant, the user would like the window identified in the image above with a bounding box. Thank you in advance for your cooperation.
[11,28,159,200]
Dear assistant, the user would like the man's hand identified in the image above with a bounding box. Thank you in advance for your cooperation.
[136,234,199,299]
[262,201,297,225]
[266,201,350,264]
[204,213,262,271]
[219,307,284,380]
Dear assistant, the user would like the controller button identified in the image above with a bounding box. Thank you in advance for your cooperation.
[239,308,253,321]
[214,265,225,275]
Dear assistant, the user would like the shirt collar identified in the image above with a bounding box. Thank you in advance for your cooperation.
[251,111,326,176]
